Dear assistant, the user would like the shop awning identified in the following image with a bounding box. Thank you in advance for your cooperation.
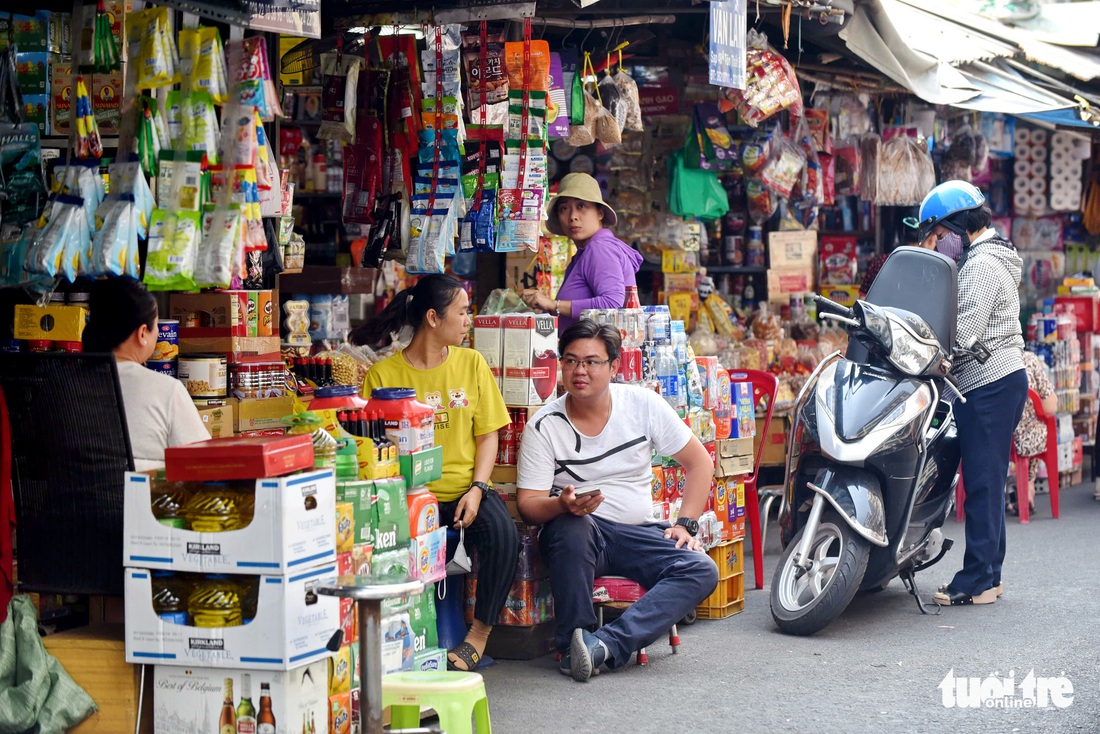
[1014,2,1100,48]
[838,0,1100,116]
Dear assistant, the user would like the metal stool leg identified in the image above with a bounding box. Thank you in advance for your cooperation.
[669,624,680,653]
[759,493,777,556]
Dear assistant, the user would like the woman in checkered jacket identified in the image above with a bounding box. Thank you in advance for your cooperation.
[916,181,1029,608]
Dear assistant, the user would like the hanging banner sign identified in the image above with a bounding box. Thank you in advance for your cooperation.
[709,0,747,89]
[248,0,321,39]
[638,86,680,116]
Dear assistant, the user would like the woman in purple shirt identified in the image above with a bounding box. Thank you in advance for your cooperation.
[521,173,643,329]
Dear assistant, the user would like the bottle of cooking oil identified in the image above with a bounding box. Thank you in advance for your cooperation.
[151,570,191,624]
[240,576,259,624]
[188,574,243,628]
[150,480,192,529]
[181,483,256,532]
[283,412,337,470]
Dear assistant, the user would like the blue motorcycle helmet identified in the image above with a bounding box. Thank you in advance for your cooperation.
[917,181,985,240]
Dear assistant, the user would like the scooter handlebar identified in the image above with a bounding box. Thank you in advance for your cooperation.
[813,294,857,321]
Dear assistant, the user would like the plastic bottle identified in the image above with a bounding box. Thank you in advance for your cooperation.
[182,484,255,532]
[656,345,681,411]
[367,388,435,456]
[150,482,191,529]
[624,285,641,309]
[406,488,439,538]
[189,574,243,628]
[151,570,190,625]
[335,437,359,482]
[746,225,766,268]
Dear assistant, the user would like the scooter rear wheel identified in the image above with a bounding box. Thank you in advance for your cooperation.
[770,509,870,636]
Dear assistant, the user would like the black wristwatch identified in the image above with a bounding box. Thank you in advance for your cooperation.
[675,517,699,537]
[470,481,494,496]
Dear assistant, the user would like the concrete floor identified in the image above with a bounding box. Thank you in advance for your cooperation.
[479,481,1100,733]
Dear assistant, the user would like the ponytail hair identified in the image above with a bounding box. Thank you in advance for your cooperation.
[350,274,466,349]
[83,276,158,353]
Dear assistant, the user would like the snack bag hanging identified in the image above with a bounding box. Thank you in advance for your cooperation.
[144,207,199,291]
[74,77,103,159]
[126,7,179,89]
[93,0,121,73]
[318,51,363,143]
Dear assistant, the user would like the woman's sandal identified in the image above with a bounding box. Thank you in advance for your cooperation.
[446,641,482,672]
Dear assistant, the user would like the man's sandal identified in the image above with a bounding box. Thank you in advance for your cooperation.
[446,641,481,672]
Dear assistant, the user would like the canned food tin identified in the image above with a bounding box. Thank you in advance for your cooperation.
[620,346,643,384]
[178,354,228,398]
[56,341,83,353]
[152,319,179,360]
[146,359,179,378]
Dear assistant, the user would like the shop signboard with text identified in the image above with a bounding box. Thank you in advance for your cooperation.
[709,0,747,89]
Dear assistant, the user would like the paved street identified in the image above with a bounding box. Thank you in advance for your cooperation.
[480,482,1100,733]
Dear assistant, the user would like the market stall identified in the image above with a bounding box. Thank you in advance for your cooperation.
[1,0,1100,730]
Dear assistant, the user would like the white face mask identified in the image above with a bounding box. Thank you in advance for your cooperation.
[936,232,965,262]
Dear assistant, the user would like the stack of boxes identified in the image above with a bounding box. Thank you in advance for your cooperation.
[122,434,339,730]
[474,313,559,407]
[818,234,861,309]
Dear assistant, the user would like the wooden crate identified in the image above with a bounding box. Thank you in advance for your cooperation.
[41,624,152,733]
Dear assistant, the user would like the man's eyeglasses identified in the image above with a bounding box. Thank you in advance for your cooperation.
[561,358,612,370]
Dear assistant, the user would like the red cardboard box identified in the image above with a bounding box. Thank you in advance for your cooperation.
[1054,296,1099,334]
[164,434,314,481]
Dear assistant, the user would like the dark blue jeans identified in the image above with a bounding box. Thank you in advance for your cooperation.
[539,513,718,669]
[951,369,1028,595]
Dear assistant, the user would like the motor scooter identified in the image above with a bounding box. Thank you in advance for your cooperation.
[770,247,970,636]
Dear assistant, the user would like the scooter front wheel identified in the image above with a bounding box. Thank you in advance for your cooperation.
[770,509,870,636]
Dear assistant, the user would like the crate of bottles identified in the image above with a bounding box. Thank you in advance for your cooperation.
[701,572,744,610]
[123,469,336,575]
[707,539,743,580]
[696,597,745,620]
[154,660,329,732]
[125,563,339,671]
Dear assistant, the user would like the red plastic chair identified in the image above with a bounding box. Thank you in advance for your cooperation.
[728,369,780,590]
[955,388,1060,525]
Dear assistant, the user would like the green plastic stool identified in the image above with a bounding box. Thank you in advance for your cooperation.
[383,670,492,733]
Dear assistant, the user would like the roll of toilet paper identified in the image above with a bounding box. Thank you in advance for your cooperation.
[1073,139,1092,161]
[1029,193,1047,212]
[1050,148,1069,165]
[1014,143,1032,160]
[1014,159,1032,177]
[1031,161,1048,179]
[1030,144,1048,162]
[1029,177,1047,195]
[1014,175,1031,193]
[1050,161,1073,180]
[1031,129,1049,147]
[1014,190,1032,213]
[1014,128,1032,145]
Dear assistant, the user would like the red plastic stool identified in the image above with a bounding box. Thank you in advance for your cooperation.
[592,576,679,665]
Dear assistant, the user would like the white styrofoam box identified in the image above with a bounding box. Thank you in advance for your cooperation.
[125,564,339,671]
[473,315,504,389]
[124,470,336,575]
[502,313,558,406]
[154,661,328,734]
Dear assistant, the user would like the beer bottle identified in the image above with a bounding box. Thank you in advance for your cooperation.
[256,682,276,734]
[236,673,256,734]
[219,678,236,734]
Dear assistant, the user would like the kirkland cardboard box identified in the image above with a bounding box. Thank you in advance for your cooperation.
[123,469,336,574]
[153,661,328,734]
[125,563,339,671]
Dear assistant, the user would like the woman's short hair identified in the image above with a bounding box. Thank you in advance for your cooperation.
[83,276,158,353]
[558,318,622,362]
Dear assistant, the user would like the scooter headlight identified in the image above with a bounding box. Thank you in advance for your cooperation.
[887,322,940,375]
[862,306,892,351]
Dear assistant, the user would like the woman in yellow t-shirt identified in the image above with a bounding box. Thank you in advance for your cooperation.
[355,274,517,672]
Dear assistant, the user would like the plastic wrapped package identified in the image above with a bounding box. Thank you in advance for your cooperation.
[613,68,643,132]
[318,53,364,143]
[858,133,880,202]
[719,30,802,127]
[760,140,806,199]
[876,135,935,206]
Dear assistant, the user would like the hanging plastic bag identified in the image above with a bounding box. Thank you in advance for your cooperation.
[318,52,363,143]
[145,208,200,291]
[598,67,626,132]
[126,8,179,89]
[667,149,729,221]
[613,63,643,133]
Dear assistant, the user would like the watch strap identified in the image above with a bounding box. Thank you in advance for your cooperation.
[470,481,494,495]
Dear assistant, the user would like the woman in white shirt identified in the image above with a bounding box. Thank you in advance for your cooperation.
[83,277,209,471]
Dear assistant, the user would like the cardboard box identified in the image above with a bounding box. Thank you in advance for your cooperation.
[473,315,503,388]
[180,335,281,356]
[14,303,85,341]
[755,416,788,467]
[413,647,446,672]
[12,12,56,52]
[194,398,236,438]
[20,95,49,136]
[819,235,859,285]
[502,313,558,406]
[124,469,336,574]
[729,381,757,439]
[50,58,71,134]
[164,434,314,482]
[16,52,54,93]
[399,445,443,488]
[41,625,150,734]
[153,661,329,733]
[662,273,696,293]
[170,292,246,333]
[89,71,123,135]
[661,250,697,273]
[125,564,339,670]
[236,396,298,433]
[337,480,374,545]
[768,230,817,269]
[335,502,354,554]
[767,267,815,305]
[715,437,754,477]
[820,285,861,310]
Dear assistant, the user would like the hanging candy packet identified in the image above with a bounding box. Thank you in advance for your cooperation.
[182,91,220,164]
[0,224,34,287]
[145,208,200,291]
[126,8,179,89]
[507,90,548,141]
[107,157,155,238]
[74,77,103,159]
[407,192,460,275]
[157,151,205,211]
[230,38,270,118]
[504,40,551,91]
[195,204,242,288]
[495,188,543,253]
[760,139,807,199]
[25,195,82,278]
[318,52,363,143]
[61,197,91,282]
[462,24,508,111]
[460,189,497,253]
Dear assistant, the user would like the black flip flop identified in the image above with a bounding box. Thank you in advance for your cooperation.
[446,641,481,672]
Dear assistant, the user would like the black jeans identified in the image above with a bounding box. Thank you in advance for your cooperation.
[438,490,519,627]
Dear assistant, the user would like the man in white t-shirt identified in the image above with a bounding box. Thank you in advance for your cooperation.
[517,319,718,682]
